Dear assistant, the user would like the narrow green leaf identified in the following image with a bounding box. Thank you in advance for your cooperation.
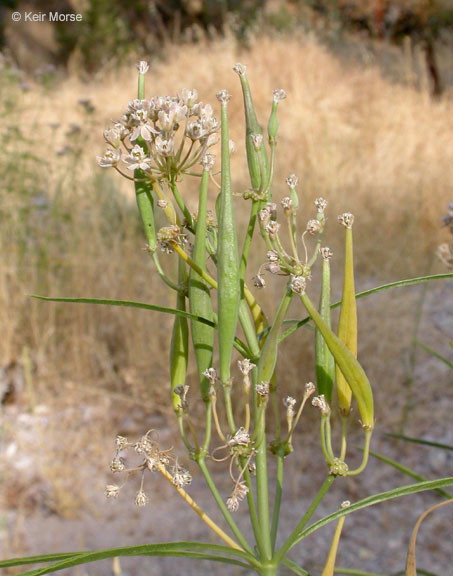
[385,433,453,452]
[30,295,214,326]
[367,449,452,499]
[415,340,453,370]
[282,557,310,575]
[0,552,79,568]
[0,542,257,575]
[30,295,251,358]
[279,274,453,343]
[334,569,387,576]
[290,477,453,549]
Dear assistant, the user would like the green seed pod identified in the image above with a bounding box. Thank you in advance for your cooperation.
[257,288,293,385]
[216,91,240,386]
[336,216,357,416]
[170,261,189,414]
[235,66,269,191]
[300,292,374,431]
[189,166,214,402]
[267,101,279,145]
[315,252,335,403]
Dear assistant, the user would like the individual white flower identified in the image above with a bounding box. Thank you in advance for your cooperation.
[286,174,298,189]
[124,145,152,171]
[227,427,251,447]
[251,134,263,151]
[290,275,306,295]
[216,89,231,104]
[312,394,330,415]
[155,136,174,157]
[273,89,287,103]
[232,63,246,76]
[97,148,121,168]
[338,213,354,229]
[136,61,149,74]
[130,109,156,142]
[201,154,215,171]
[103,127,122,148]
[172,465,192,488]
[226,496,239,512]
[255,381,270,397]
[180,88,198,109]
[186,121,205,140]
[320,247,333,260]
[238,359,255,376]
[134,490,149,507]
[314,197,327,213]
[306,219,321,234]
[105,484,120,498]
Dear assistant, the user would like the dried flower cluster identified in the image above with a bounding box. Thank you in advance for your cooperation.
[106,431,192,507]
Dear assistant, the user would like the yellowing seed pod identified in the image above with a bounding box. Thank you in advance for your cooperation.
[336,215,357,416]
[216,91,240,386]
[189,165,214,402]
[300,292,374,431]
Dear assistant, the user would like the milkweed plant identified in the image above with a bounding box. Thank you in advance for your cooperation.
[3,62,453,576]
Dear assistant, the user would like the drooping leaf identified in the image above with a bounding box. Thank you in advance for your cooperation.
[288,477,453,550]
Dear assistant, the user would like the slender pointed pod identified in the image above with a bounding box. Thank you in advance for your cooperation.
[320,513,347,576]
[300,293,374,431]
[257,287,293,385]
[170,260,189,414]
[189,158,215,402]
[315,249,335,403]
[233,63,269,192]
[336,214,357,416]
[216,90,240,389]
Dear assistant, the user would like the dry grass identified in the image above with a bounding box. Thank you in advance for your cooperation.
[1,31,452,412]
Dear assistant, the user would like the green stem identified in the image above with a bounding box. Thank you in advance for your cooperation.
[346,430,372,476]
[240,200,261,295]
[152,252,181,292]
[320,416,335,465]
[274,475,334,563]
[270,452,284,551]
[255,397,272,561]
[339,416,348,460]
[169,178,194,229]
[197,458,254,556]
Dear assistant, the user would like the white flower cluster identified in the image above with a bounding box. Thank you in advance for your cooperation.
[98,89,218,180]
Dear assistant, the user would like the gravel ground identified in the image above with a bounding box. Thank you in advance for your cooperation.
[1,279,452,576]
